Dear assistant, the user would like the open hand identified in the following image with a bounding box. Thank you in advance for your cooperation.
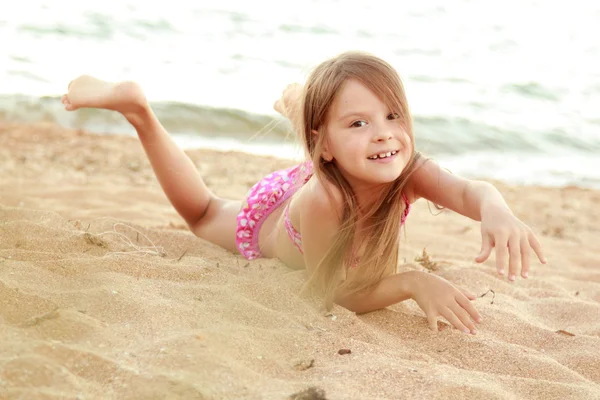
[410,271,482,334]
[475,207,547,281]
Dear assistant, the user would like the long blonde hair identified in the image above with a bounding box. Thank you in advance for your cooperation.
[299,51,421,309]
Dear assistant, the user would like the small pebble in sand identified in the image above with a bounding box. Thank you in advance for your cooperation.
[293,359,314,371]
[323,312,336,321]
[338,349,351,355]
[288,386,328,400]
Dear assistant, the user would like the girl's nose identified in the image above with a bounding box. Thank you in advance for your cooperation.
[373,131,393,142]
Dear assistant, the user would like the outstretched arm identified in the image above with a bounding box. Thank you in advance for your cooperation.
[404,157,508,221]
[405,158,546,280]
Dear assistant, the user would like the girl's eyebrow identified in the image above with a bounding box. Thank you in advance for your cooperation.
[337,111,364,121]
[338,108,389,121]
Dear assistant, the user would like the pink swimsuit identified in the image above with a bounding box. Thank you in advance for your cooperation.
[235,161,411,260]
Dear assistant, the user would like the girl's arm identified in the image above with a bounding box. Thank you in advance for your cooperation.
[333,271,416,313]
[299,179,481,333]
[404,157,546,279]
[336,270,481,334]
[404,157,510,221]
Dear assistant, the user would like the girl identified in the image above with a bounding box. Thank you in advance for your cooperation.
[61,51,546,335]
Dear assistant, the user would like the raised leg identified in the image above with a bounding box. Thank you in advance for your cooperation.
[62,75,240,252]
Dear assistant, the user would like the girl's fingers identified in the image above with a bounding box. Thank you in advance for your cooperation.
[440,307,470,334]
[427,313,439,331]
[520,235,531,278]
[529,231,547,264]
[448,304,476,334]
[456,294,482,323]
[508,235,521,282]
[458,287,477,302]
[460,288,476,300]
[494,235,509,275]
[475,233,493,263]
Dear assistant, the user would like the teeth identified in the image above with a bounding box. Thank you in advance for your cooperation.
[368,150,398,160]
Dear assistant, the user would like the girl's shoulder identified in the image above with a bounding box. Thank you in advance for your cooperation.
[296,173,344,220]
[291,173,345,276]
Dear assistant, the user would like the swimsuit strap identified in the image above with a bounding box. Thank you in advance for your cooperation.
[400,192,411,225]
[284,202,304,253]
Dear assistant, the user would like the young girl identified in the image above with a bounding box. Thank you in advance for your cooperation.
[61,51,546,335]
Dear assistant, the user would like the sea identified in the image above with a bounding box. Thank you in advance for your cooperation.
[1,0,599,188]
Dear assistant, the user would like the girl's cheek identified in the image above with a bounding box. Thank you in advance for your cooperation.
[402,130,412,146]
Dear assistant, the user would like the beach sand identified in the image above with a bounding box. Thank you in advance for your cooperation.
[1,121,599,400]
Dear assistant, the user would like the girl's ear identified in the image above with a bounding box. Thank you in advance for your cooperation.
[322,137,334,162]
[322,145,333,162]
[312,129,333,162]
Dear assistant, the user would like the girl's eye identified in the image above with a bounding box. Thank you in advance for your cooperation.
[387,113,400,120]
[351,120,367,128]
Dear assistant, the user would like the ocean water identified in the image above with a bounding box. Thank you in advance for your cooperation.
[1,0,599,188]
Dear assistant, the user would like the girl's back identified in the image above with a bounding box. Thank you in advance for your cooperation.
[239,161,344,272]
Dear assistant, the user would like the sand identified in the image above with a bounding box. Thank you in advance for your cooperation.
[0,120,599,400]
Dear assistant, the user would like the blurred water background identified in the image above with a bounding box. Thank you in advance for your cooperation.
[1,0,599,188]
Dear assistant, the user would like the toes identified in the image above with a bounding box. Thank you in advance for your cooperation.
[61,95,75,111]
[61,94,75,110]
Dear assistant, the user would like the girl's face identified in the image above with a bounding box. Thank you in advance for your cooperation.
[320,79,412,191]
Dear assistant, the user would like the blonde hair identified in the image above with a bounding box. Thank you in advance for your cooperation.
[299,51,421,309]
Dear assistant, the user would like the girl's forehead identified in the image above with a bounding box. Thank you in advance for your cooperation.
[330,79,387,117]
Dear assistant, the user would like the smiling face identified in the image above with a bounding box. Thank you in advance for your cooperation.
[319,78,412,189]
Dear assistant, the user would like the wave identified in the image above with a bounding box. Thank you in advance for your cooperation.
[413,115,600,155]
[0,95,294,141]
[1,94,599,157]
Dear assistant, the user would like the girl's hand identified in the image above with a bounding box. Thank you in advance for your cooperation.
[273,83,302,120]
[410,271,482,334]
[475,206,547,281]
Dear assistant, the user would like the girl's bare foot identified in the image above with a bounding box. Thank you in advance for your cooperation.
[61,75,148,120]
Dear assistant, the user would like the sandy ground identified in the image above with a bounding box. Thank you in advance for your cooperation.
[0,121,599,400]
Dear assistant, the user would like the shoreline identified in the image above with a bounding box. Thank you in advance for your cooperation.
[2,92,599,190]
